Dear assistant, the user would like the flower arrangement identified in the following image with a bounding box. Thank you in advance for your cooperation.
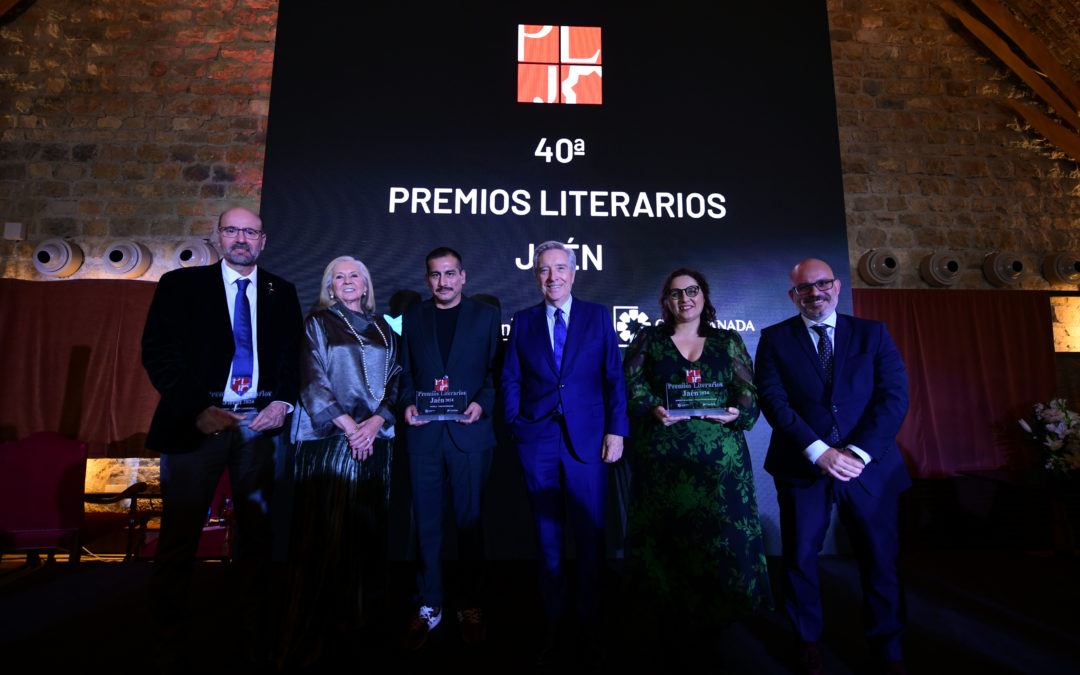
[1019,399,1080,475]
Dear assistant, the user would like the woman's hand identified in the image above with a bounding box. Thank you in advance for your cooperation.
[651,406,687,427]
[701,406,740,423]
[349,414,386,461]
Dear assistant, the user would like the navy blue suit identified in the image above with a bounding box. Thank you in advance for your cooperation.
[755,313,909,660]
[501,297,629,623]
[398,296,500,609]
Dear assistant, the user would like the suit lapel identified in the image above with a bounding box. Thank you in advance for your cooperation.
[529,302,559,375]
[790,316,828,384]
[421,300,443,372]
[443,297,471,373]
[254,269,277,360]
[560,300,585,376]
[207,264,233,350]
[832,314,852,380]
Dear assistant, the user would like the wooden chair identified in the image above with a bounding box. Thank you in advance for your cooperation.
[83,481,149,561]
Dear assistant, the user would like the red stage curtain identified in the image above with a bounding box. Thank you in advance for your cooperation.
[853,289,1057,478]
[0,279,159,457]
[0,280,1062,473]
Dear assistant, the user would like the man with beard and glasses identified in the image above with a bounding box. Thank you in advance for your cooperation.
[141,206,302,671]
[755,258,910,675]
[398,247,501,650]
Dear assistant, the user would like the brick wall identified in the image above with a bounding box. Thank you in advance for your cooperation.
[829,0,1080,289]
[1,0,1078,288]
[0,0,277,279]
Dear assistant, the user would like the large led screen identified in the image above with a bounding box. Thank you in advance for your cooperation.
[260,1,853,555]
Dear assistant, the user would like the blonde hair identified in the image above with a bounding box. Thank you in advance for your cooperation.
[317,256,375,312]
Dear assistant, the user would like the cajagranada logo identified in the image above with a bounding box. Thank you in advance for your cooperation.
[517,25,602,105]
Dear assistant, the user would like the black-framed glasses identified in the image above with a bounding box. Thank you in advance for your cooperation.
[666,285,701,299]
[791,279,836,295]
[218,226,265,239]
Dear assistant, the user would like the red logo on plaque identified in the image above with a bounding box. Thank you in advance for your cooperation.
[517,25,602,105]
[231,377,252,394]
[435,378,450,392]
[686,369,702,384]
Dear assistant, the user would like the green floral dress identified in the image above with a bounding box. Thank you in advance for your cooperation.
[623,326,772,626]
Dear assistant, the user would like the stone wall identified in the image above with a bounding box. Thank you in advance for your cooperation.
[0,0,1077,288]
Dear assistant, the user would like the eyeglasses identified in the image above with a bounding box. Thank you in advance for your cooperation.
[790,279,836,295]
[218,226,265,239]
[666,285,701,299]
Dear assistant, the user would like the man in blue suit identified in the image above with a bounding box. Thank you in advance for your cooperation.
[755,258,910,675]
[502,240,628,661]
[398,247,501,649]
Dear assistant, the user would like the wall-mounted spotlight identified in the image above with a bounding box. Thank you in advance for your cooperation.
[982,251,1024,287]
[103,239,153,278]
[33,238,84,278]
[857,249,900,286]
[919,252,962,287]
[172,240,219,269]
[1042,252,1080,285]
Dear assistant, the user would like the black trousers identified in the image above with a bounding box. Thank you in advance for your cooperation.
[151,425,275,637]
[409,425,493,609]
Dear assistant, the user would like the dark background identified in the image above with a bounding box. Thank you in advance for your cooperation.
[259,0,852,555]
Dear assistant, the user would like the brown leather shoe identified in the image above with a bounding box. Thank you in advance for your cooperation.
[801,641,824,675]
[457,607,487,646]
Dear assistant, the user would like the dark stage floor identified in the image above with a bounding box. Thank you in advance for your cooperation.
[2,550,1078,673]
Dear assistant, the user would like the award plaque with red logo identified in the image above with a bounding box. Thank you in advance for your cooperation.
[415,375,469,421]
[665,369,726,417]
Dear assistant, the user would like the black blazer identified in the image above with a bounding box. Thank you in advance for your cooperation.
[141,262,303,453]
[398,296,500,453]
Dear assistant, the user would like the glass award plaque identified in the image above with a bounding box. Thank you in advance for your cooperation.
[665,370,726,417]
[415,376,469,421]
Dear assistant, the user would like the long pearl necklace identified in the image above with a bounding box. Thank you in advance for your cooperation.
[332,306,390,402]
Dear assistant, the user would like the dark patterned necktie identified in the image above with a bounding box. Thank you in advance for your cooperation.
[813,324,841,445]
[231,278,253,394]
[812,324,833,383]
[553,307,567,369]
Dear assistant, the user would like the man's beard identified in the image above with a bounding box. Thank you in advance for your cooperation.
[224,243,258,266]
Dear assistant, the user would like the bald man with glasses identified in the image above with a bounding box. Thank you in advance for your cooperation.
[755,258,910,675]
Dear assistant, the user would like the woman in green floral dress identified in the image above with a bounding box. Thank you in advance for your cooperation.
[623,268,772,645]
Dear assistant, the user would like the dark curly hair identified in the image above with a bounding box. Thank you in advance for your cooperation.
[658,267,716,337]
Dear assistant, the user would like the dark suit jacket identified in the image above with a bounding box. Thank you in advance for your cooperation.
[141,262,303,453]
[501,297,629,462]
[754,313,910,496]
[398,296,500,453]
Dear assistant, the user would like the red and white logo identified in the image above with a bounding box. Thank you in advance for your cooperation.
[517,25,602,105]
[231,377,252,394]
[686,369,702,384]
[435,378,450,392]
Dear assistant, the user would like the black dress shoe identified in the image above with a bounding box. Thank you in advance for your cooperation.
[801,641,824,675]
[535,620,562,669]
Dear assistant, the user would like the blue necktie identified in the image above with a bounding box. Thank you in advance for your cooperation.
[553,307,567,370]
[231,278,253,394]
[813,324,841,445]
